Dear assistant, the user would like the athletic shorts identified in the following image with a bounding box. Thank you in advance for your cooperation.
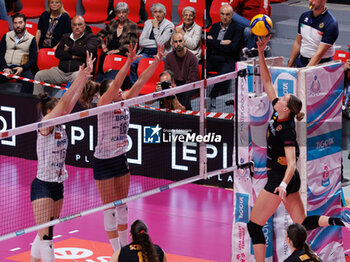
[93,154,130,180]
[264,168,300,196]
[30,177,64,202]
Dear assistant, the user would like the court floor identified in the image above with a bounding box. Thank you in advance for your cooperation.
[1,181,350,262]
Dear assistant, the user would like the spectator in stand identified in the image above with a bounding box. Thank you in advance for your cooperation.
[33,16,97,97]
[175,6,202,61]
[230,0,270,50]
[206,4,242,109]
[0,13,37,93]
[96,2,138,79]
[288,0,338,67]
[129,3,174,84]
[36,0,72,50]
[164,32,198,110]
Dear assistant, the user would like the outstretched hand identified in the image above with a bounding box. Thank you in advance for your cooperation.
[126,43,142,63]
[154,45,165,62]
[78,51,95,79]
[256,35,271,56]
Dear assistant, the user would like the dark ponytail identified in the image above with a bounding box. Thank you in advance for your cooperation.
[37,92,58,118]
[287,223,321,262]
[130,220,159,262]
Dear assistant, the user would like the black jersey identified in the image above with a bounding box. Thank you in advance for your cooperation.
[118,243,164,262]
[284,249,315,262]
[266,98,299,169]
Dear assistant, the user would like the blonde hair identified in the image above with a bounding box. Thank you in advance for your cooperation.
[46,0,67,15]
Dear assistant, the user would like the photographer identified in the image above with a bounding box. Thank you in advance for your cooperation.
[154,70,185,110]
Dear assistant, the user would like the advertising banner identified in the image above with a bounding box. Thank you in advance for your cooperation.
[304,63,345,261]
[0,92,235,188]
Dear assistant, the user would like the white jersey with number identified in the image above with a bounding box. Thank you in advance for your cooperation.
[94,108,130,159]
[36,125,68,183]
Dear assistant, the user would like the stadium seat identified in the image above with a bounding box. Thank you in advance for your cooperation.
[178,0,205,28]
[82,0,108,23]
[25,21,38,36]
[62,0,76,18]
[333,50,350,63]
[103,54,128,73]
[89,25,102,36]
[37,48,60,70]
[145,0,172,21]
[114,0,141,24]
[209,0,230,24]
[137,58,164,95]
[0,20,9,38]
[20,0,45,18]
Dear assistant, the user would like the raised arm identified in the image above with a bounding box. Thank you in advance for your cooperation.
[98,44,141,106]
[43,51,94,120]
[257,35,277,103]
[123,45,165,100]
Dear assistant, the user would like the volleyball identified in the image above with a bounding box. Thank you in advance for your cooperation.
[250,14,273,36]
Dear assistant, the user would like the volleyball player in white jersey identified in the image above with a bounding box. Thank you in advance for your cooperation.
[92,44,165,251]
[30,52,95,262]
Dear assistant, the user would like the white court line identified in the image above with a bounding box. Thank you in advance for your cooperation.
[69,230,79,234]
[53,235,62,239]
[10,247,21,251]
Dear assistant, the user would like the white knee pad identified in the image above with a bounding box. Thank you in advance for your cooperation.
[104,209,117,231]
[39,239,55,262]
[116,204,128,225]
[30,234,41,259]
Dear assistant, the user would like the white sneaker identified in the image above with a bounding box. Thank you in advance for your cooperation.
[342,105,346,110]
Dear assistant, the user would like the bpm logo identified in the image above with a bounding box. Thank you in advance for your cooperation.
[235,193,249,223]
[143,124,161,143]
[0,106,16,146]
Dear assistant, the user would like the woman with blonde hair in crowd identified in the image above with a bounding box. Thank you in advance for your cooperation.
[36,0,71,49]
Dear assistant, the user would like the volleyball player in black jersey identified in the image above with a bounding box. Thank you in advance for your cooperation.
[247,35,350,262]
[284,223,321,262]
[109,220,167,262]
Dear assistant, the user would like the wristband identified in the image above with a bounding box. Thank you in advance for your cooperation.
[280,181,287,190]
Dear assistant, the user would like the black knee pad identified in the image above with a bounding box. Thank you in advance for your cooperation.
[43,217,54,240]
[247,221,265,245]
[302,215,320,231]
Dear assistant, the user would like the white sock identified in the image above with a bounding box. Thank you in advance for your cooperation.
[109,237,121,251]
[118,229,128,247]
[30,234,41,259]
[39,239,55,262]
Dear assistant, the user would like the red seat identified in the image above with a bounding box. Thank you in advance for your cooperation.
[114,0,141,24]
[0,20,9,39]
[333,50,350,63]
[62,0,77,18]
[37,48,60,70]
[178,0,205,28]
[82,0,108,23]
[25,21,38,36]
[137,58,164,95]
[103,54,128,73]
[89,25,102,36]
[209,0,230,24]
[20,0,45,18]
[145,0,172,21]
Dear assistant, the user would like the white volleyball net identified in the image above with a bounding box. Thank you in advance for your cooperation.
[0,71,239,241]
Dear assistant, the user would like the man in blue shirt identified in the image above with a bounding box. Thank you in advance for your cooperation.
[288,0,338,68]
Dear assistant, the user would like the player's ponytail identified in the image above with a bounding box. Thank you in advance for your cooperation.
[287,223,321,262]
[288,94,304,121]
[37,92,58,117]
[130,220,159,262]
